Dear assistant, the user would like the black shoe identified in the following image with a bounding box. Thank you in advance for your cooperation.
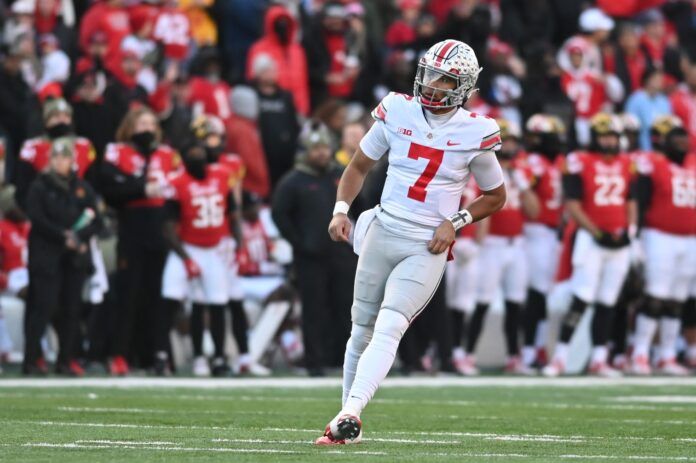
[153,352,171,376]
[22,358,48,376]
[211,357,231,377]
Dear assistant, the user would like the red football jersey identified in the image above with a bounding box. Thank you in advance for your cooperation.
[152,6,191,60]
[104,142,181,208]
[19,137,95,178]
[564,151,634,233]
[486,161,532,237]
[638,152,696,235]
[169,164,232,247]
[561,70,607,118]
[526,153,563,228]
[187,77,233,120]
[0,220,29,272]
[237,219,273,276]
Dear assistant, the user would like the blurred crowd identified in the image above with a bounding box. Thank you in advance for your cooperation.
[0,0,694,377]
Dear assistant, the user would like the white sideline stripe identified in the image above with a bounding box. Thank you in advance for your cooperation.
[609,396,696,404]
[75,440,179,446]
[58,407,168,414]
[2,376,696,388]
[18,442,696,461]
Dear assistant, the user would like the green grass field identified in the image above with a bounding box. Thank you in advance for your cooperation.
[1,377,695,462]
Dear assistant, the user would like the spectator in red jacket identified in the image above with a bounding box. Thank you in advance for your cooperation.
[604,23,652,95]
[385,0,423,49]
[246,5,309,116]
[79,0,131,71]
[225,86,270,199]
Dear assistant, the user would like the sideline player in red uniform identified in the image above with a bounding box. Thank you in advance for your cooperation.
[544,113,638,377]
[520,114,566,368]
[631,116,696,376]
[463,119,540,375]
[159,143,237,376]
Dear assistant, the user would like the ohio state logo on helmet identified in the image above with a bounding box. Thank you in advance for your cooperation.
[414,40,481,109]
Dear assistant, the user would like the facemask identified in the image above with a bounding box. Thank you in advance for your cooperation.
[47,123,72,139]
[205,145,224,163]
[130,131,156,155]
[184,157,207,180]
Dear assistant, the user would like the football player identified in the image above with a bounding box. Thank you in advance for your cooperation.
[320,40,506,444]
[630,116,695,376]
[520,114,566,369]
[543,113,638,377]
[447,178,480,375]
[159,143,236,376]
[464,119,539,375]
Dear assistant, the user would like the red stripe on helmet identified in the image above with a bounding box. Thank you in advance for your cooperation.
[435,41,455,65]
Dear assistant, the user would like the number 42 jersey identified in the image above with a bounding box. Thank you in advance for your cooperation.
[360,92,502,234]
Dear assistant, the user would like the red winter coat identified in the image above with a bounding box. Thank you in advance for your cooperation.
[79,2,131,66]
[596,0,665,18]
[225,116,270,198]
[246,6,309,116]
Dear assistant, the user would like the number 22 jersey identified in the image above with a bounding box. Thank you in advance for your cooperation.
[360,92,502,238]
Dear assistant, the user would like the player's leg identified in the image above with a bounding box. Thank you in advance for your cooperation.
[159,250,190,375]
[449,241,478,374]
[340,244,447,420]
[341,220,395,406]
[544,230,601,376]
[683,290,696,368]
[465,237,504,370]
[503,237,533,374]
[589,246,630,377]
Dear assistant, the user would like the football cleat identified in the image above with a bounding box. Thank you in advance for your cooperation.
[192,356,211,377]
[541,358,565,377]
[315,415,363,445]
[505,356,537,376]
[56,360,85,377]
[628,355,651,376]
[588,361,623,378]
[612,354,629,372]
[656,358,690,377]
[453,355,479,376]
[534,347,549,368]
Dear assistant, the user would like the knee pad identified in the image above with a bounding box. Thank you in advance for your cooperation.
[638,296,662,318]
[373,309,410,341]
[683,298,696,328]
[662,301,682,319]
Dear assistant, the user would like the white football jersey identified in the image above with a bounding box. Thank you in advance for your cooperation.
[360,92,501,237]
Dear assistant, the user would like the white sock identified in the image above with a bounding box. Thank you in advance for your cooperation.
[553,343,569,364]
[341,324,373,407]
[633,314,658,359]
[658,317,680,362]
[521,346,536,366]
[452,346,466,361]
[535,320,548,348]
[342,310,409,417]
[591,345,608,364]
[0,317,11,352]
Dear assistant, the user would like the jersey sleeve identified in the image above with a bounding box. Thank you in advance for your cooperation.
[370,92,396,123]
[478,117,502,152]
[359,121,390,161]
[469,151,504,191]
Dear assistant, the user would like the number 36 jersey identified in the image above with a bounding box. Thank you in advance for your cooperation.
[167,164,233,247]
[360,92,502,232]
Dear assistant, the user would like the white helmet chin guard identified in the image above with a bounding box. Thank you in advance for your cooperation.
[414,40,482,109]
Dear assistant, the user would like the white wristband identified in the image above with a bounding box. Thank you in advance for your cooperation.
[333,201,350,216]
[447,209,473,231]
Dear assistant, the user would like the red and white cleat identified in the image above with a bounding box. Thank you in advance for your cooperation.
[453,355,479,376]
[656,358,690,377]
[588,361,623,378]
[314,415,362,446]
[628,355,651,376]
[109,355,130,376]
[541,358,565,377]
[534,347,549,368]
[612,354,628,372]
[505,356,536,376]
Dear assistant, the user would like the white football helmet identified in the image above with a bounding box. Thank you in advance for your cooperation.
[414,40,481,109]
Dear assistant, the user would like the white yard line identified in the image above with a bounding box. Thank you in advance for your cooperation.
[609,396,696,404]
[1,376,696,388]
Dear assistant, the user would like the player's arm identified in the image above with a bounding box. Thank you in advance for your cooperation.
[514,169,540,219]
[562,173,601,236]
[226,190,243,246]
[329,119,387,242]
[428,151,506,254]
[162,200,188,260]
[627,177,639,238]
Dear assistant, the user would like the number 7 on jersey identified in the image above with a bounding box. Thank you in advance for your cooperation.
[407,142,444,202]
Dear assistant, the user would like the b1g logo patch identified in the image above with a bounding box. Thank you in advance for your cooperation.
[398,128,413,136]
